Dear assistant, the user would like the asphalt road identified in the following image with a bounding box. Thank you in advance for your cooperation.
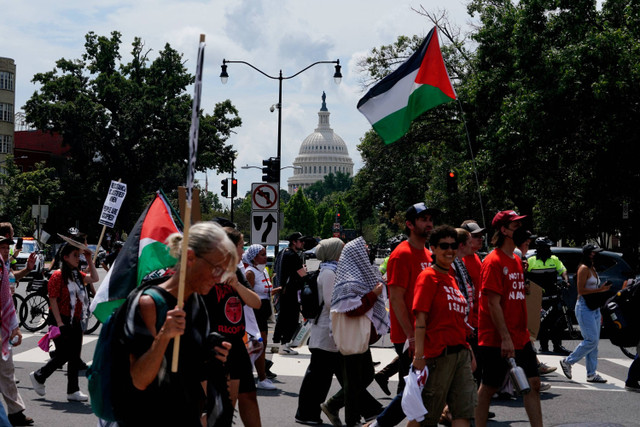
[9,264,640,426]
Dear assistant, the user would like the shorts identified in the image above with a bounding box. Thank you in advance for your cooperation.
[227,338,256,393]
[253,299,272,332]
[420,348,477,425]
[477,341,539,388]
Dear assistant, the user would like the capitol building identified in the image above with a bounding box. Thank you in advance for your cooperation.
[287,92,354,193]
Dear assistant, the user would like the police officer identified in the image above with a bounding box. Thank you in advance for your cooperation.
[527,237,570,355]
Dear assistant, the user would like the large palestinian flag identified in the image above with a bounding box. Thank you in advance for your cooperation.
[91,192,180,322]
[357,26,457,145]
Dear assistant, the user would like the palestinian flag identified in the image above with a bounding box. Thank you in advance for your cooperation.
[357,27,457,144]
[91,192,180,322]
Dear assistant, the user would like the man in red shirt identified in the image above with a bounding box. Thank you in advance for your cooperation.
[369,202,439,427]
[475,211,542,427]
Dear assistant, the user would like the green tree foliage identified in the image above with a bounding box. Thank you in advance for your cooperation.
[0,156,63,235]
[23,31,241,236]
[305,172,353,203]
[319,197,355,238]
[283,189,316,237]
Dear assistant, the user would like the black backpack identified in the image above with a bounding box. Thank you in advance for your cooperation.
[601,280,640,347]
[299,269,323,321]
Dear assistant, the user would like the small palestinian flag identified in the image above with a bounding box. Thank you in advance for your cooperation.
[91,192,180,322]
[357,26,457,145]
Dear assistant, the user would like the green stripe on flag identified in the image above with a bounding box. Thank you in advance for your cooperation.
[93,299,125,324]
[373,85,455,144]
[137,241,177,285]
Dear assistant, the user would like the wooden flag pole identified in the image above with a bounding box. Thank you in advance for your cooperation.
[172,200,192,372]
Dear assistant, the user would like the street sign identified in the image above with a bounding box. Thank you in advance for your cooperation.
[251,183,279,210]
[251,210,278,245]
[99,180,127,228]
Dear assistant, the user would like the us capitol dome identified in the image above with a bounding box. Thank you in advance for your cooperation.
[287,92,354,193]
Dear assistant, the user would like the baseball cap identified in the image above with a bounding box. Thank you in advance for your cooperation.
[461,222,485,235]
[0,236,15,245]
[288,232,303,242]
[405,202,441,222]
[583,244,603,254]
[491,210,527,229]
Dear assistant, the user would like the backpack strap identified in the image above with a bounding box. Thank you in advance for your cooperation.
[142,287,170,333]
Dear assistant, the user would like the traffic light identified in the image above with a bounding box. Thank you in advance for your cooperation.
[262,157,281,182]
[221,178,229,198]
[446,170,458,193]
[231,178,238,198]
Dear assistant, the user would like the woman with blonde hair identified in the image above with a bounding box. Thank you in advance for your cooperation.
[121,222,235,426]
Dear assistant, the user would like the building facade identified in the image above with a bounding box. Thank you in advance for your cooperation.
[0,57,16,171]
[287,92,354,193]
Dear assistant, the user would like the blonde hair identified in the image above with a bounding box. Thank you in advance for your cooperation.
[166,222,238,280]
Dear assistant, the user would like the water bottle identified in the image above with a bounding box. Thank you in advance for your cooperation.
[8,273,16,294]
[508,357,531,394]
[607,302,626,329]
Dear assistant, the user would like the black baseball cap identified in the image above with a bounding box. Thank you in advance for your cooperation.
[288,232,303,242]
[405,202,441,222]
[461,222,485,235]
[583,244,603,254]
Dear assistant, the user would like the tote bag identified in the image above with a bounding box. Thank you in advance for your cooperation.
[331,311,371,355]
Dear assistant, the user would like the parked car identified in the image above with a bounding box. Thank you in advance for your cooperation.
[12,237,45,280]
[526,247,634,309]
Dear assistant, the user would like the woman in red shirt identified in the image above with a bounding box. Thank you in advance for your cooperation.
[29,242,99,401]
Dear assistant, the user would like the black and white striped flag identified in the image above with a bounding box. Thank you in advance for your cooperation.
[186,35,206,203]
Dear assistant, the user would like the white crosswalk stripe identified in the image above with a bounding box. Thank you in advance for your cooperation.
[539,354,632,392]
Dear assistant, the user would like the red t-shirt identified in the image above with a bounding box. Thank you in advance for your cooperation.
[413,267,469,358]
[462,253,482,328]
[387,240,432,343]
[47,270,87,319]
[478,249,529,349]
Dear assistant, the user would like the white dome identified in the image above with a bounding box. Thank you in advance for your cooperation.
[288,93,354,193]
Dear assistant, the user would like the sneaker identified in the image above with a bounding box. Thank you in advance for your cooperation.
[295,417,322,425]
[29,372,45,396]
[67,390,89,402]
[321,402,344,427]
[266,369,278,379]
[625,383,640,392]
[256,379,277,390]
[538,362,557,375]
[586,373,607,383]
[7,410,34,426]
[374,372,391,396]
[364,422,378,427]
[552,345,571,356]
[559,358,572,379]
[279,344,299,355]
[539,382,551,392]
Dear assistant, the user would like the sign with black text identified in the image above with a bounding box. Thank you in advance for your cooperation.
[99,181,127,228]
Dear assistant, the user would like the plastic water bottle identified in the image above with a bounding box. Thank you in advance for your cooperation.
[8,273,16,294]
[508,357,531,394]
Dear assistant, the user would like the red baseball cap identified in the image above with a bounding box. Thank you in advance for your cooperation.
[491,210,527,229]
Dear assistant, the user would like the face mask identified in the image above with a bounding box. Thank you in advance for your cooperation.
[512,227,531,247]
[256,263,267,271]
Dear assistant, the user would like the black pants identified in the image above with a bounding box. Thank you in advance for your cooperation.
[273,289,299,344]
[539,298,564,349]
[35,321,83,394]
[296,348,340,422]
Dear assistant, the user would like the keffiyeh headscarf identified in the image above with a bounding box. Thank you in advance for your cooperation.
[331,237,389,336]
[0,257,19,360]
[243,244,264,265]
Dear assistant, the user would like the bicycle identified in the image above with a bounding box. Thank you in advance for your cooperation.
[539,280,581,350]
[12,293,25,327]
[20,278,50,332]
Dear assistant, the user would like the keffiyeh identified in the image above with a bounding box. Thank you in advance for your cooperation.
[331,237,389,336]
[0,258,19,360]
[243,244,264,265]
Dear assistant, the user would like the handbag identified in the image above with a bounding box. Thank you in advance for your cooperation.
[582,289,615,310]
[331,311,371,355]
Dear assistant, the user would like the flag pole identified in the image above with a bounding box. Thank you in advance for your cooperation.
[93,178,123,264]
[172,34,206,372]
[456,99,487,230]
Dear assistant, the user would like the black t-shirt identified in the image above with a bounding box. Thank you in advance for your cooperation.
[202,268,246,341]
[279,248,304,292]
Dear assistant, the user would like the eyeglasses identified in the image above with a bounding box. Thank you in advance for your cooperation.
[197,255,228,278]
[435,242,459,250]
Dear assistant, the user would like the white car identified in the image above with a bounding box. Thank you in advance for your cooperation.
[12,237,45,279]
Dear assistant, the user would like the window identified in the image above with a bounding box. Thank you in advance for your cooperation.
[324,166,327,173]
[0,103,14,122]
[314,166,317,173]
[0,135,12,153]
[0,72,14,91]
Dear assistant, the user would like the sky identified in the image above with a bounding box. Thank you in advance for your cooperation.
[3,0,475,206]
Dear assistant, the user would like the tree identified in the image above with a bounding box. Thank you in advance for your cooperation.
[283,189,316,237]
[305,172,353,204]
[24,31,241,236]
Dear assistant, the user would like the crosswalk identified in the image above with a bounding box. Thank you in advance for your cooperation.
[12,332,635,394]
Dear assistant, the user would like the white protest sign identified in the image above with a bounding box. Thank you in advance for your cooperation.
[98,180,127,228]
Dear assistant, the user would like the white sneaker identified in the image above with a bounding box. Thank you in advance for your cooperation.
[29,372,45,396]
[67,390,89,402]
[256,379,277,390]
[279,344,299,355]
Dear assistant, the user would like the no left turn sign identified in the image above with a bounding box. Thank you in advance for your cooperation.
[251,183,279,210]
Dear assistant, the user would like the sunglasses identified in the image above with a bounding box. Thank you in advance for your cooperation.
[435,242,459,250]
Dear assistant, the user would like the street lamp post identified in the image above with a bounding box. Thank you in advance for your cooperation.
[222,59,341,251]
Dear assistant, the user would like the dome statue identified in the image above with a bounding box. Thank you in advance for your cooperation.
[287,92,354,193]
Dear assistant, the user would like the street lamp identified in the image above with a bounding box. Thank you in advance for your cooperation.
[221,58,341,250]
